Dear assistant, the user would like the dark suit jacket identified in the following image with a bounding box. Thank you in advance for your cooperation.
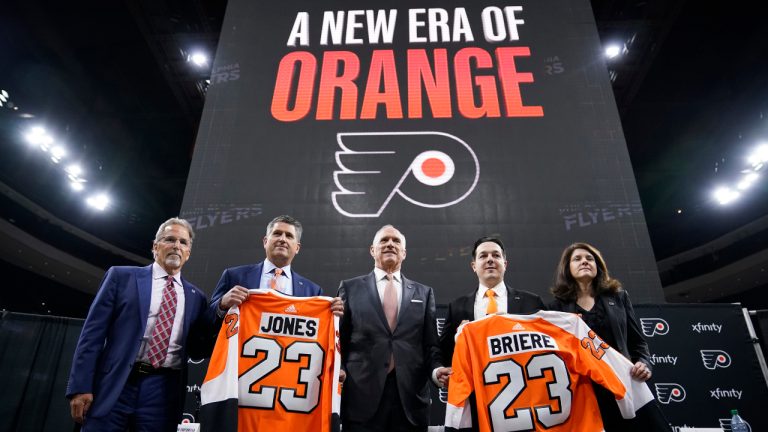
[338,272,442,426]
[65,265,214,420]
[439,285,545,365]
[210,261,322,311]
[547,290,651,371]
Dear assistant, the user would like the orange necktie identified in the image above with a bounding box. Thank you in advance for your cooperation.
[485,289,498,315]
[270,268,283,291]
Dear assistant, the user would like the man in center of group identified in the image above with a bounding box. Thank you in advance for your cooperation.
[210,215,342,314]
[439,236,545,365]
[338,225,450,432]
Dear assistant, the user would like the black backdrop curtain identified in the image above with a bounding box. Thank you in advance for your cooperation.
[0,311,83,432]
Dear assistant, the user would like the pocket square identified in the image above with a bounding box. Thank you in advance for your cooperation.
[411,299,424,303]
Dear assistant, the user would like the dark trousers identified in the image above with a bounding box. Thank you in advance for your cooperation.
[82,369,181,432]
[595,383,673,432]
[343,371,427,432]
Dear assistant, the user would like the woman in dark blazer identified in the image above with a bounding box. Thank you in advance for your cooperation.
[548,242,671,432]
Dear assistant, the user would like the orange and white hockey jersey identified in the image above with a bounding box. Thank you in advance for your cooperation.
[445,311,654,432]
[200,289,341,432]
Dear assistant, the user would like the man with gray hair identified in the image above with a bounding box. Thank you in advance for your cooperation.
[338,225,449,431]
[211,215,343,315]
[66,217,215,430]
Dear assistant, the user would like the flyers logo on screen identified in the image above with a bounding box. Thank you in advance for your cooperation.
[720,417,753,431]
[654,383,686,404]
[701,350,732,369]
[640,318,669,337]
[332,131,480,217]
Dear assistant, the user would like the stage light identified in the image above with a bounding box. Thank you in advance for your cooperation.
[736,172,759,190]
[747,144,768,168]
[24,126,54,150]
[86,193,110,211]
[189,52,208,67]
[50,146,67,163]
[65,164,83,177]
[605,44,622,59]
[713,186,740,205]
[70,181,85,192]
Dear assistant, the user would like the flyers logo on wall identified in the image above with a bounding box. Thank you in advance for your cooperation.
[701,350,732,369]
[640,318,670,337]
[332,132,479,217]
[654,383,686,404]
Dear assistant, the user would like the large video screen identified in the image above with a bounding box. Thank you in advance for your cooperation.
[180,0,664,304]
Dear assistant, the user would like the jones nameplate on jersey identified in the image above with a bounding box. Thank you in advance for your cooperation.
[259,312,319,339]
[488,331,559,358]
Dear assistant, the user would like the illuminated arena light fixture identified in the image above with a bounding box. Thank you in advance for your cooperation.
[714,143,767,205]
[713,187,740,205]
[188,51,208,67]
[24,126,54,150]
[20,125,112,210]
[86,193,110,211]
[0,88,18,110]
[747,144,768,170]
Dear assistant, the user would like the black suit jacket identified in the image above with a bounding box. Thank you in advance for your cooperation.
[338,271,442,426]
[547,290,651,372]
[439,285,545,365]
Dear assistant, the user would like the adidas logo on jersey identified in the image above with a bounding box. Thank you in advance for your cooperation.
[285,304,298,314]
[512,323,525,331]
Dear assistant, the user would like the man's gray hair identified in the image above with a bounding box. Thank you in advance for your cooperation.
[153,217,195,244]
[372,224,406,249]
[266,215,303,241]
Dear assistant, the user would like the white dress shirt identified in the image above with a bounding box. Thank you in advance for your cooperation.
[136,262,186,368]
[261,259,293,295]
[473,281,508,320]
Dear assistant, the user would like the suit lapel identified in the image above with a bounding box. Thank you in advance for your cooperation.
[292,272,307,296]
[136,265,153,334]
[398,275,416,327]
[366,272,391,332]
[181,277,197,341]
[462,290,477,320]
[600,294,622,341]
[246,262,264,290]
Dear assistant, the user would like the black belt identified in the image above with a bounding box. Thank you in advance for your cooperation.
[131,362,177,376]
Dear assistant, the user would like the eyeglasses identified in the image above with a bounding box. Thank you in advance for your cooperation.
[159,236,191,248]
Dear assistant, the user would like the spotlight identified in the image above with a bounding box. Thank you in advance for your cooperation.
[70,181,85,192]
[747,144,768,168]
[50,146,67,163]
[189,52,208,67]
[713,186,740,205]
[86,193,110,211]
[24,126,54,150]
[65,164,83,176]
[736,173,759,190]
[604,44,623,59]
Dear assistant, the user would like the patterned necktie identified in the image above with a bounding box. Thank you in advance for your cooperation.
[485,289,498,315]
[147,275,178,368]
[270,268,283,291]
[382,274,398,372]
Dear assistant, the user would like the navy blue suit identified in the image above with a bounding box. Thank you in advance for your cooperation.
[66,264,214,422]
[210,261,322,311]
